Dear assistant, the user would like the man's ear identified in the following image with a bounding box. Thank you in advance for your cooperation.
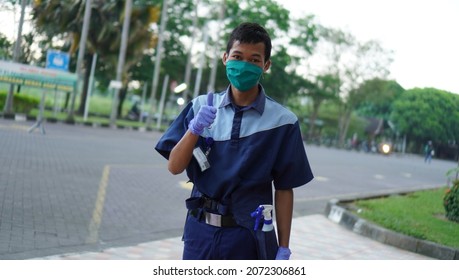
[263,60,271,72]
[222,52,228,66]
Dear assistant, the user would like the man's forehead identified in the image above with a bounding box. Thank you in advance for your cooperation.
[229,41,265,56]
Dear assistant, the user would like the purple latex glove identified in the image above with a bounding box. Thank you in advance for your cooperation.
[275,246,291,260]
[189,93,216,136]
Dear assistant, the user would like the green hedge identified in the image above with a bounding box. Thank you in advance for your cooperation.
[0,91,40,114]
[444,180,459,223]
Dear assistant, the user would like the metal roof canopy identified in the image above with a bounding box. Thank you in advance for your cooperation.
[0,61,78,134]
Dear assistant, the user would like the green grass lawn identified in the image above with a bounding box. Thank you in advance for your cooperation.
[10,91,174,131]
[26,107,173,131]
[352,187,459,249]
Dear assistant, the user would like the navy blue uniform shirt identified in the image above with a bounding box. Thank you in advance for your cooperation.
[155,86,314,229]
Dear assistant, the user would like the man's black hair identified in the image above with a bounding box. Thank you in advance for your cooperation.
[226,22,272,61]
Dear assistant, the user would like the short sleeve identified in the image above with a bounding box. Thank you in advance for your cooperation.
[272,121,314,189]
[155,102,194,160]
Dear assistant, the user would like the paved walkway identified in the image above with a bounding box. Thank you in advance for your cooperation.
[0,118,434,260]
[32,214,431,260]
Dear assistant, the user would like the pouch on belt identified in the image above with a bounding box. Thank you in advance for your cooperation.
[254,229,278,260]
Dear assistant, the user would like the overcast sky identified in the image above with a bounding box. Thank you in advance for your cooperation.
[279,0,459,94]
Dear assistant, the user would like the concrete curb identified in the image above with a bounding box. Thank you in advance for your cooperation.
[325,197,459,260]
[1,113,159,132]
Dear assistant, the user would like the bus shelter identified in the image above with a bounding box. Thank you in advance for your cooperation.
[0,60,77,134]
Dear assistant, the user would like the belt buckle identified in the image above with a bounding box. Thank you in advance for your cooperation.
[202,196,218,211]
[205,212,222,227]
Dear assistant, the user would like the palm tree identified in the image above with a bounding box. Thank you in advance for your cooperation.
[31,0,160,116]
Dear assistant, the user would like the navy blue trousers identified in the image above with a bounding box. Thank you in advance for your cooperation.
[182,214,259,260]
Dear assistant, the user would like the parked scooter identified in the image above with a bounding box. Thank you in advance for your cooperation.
[126,101,141,121]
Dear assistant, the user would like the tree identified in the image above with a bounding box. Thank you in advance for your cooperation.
[102,0,198,116]
[87,1,161,117]
[135,0,320,113]
[0,33,13,60]
[262,46,297,104]
[2,0,27,114]
[31,0,160,116]
[289,15,319,56]
[337,39,393,147]
[355,79,405,120]
[299,27,353,146]
[147,0,194,103]
[265,15,320,104]
[346,78,404,148]
[304,73,340,140]
[209,0,296,101]
[390,88,459,145]
[298,24,394,146]
[17,32,41,65]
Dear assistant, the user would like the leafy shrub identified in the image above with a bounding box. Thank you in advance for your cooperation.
[444,180,459,223]
[0,92,40,114]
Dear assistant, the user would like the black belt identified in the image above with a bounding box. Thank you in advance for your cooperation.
[185,195,230,215]
[189,209,239,228]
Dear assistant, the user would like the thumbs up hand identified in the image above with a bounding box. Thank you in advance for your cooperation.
[189,93,217,136]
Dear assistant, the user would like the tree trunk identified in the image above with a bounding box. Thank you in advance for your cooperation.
[63,92,70,111]
[117,86,128,118]
[308,101,322,141]
[77,55,92,115]
[338,109,352,148]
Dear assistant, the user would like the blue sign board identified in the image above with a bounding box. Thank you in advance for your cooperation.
[46,50,70,71]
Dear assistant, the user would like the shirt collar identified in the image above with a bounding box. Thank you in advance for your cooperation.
[219,85,266,115]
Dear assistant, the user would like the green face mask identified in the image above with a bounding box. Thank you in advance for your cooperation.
[226,60,263,92]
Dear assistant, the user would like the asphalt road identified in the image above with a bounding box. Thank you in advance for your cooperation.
[0,119,456,259]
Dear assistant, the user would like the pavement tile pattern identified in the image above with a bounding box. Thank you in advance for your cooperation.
[34,215,431,260]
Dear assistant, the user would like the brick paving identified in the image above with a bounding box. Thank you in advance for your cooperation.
[0,119,439,260]
[34,215,431,260]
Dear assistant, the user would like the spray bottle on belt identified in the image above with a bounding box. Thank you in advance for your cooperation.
[250,204,274,232]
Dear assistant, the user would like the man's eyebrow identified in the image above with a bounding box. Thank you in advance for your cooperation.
[231,50,262,58]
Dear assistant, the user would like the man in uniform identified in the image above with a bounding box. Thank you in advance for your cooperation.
[155,22,313,260]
